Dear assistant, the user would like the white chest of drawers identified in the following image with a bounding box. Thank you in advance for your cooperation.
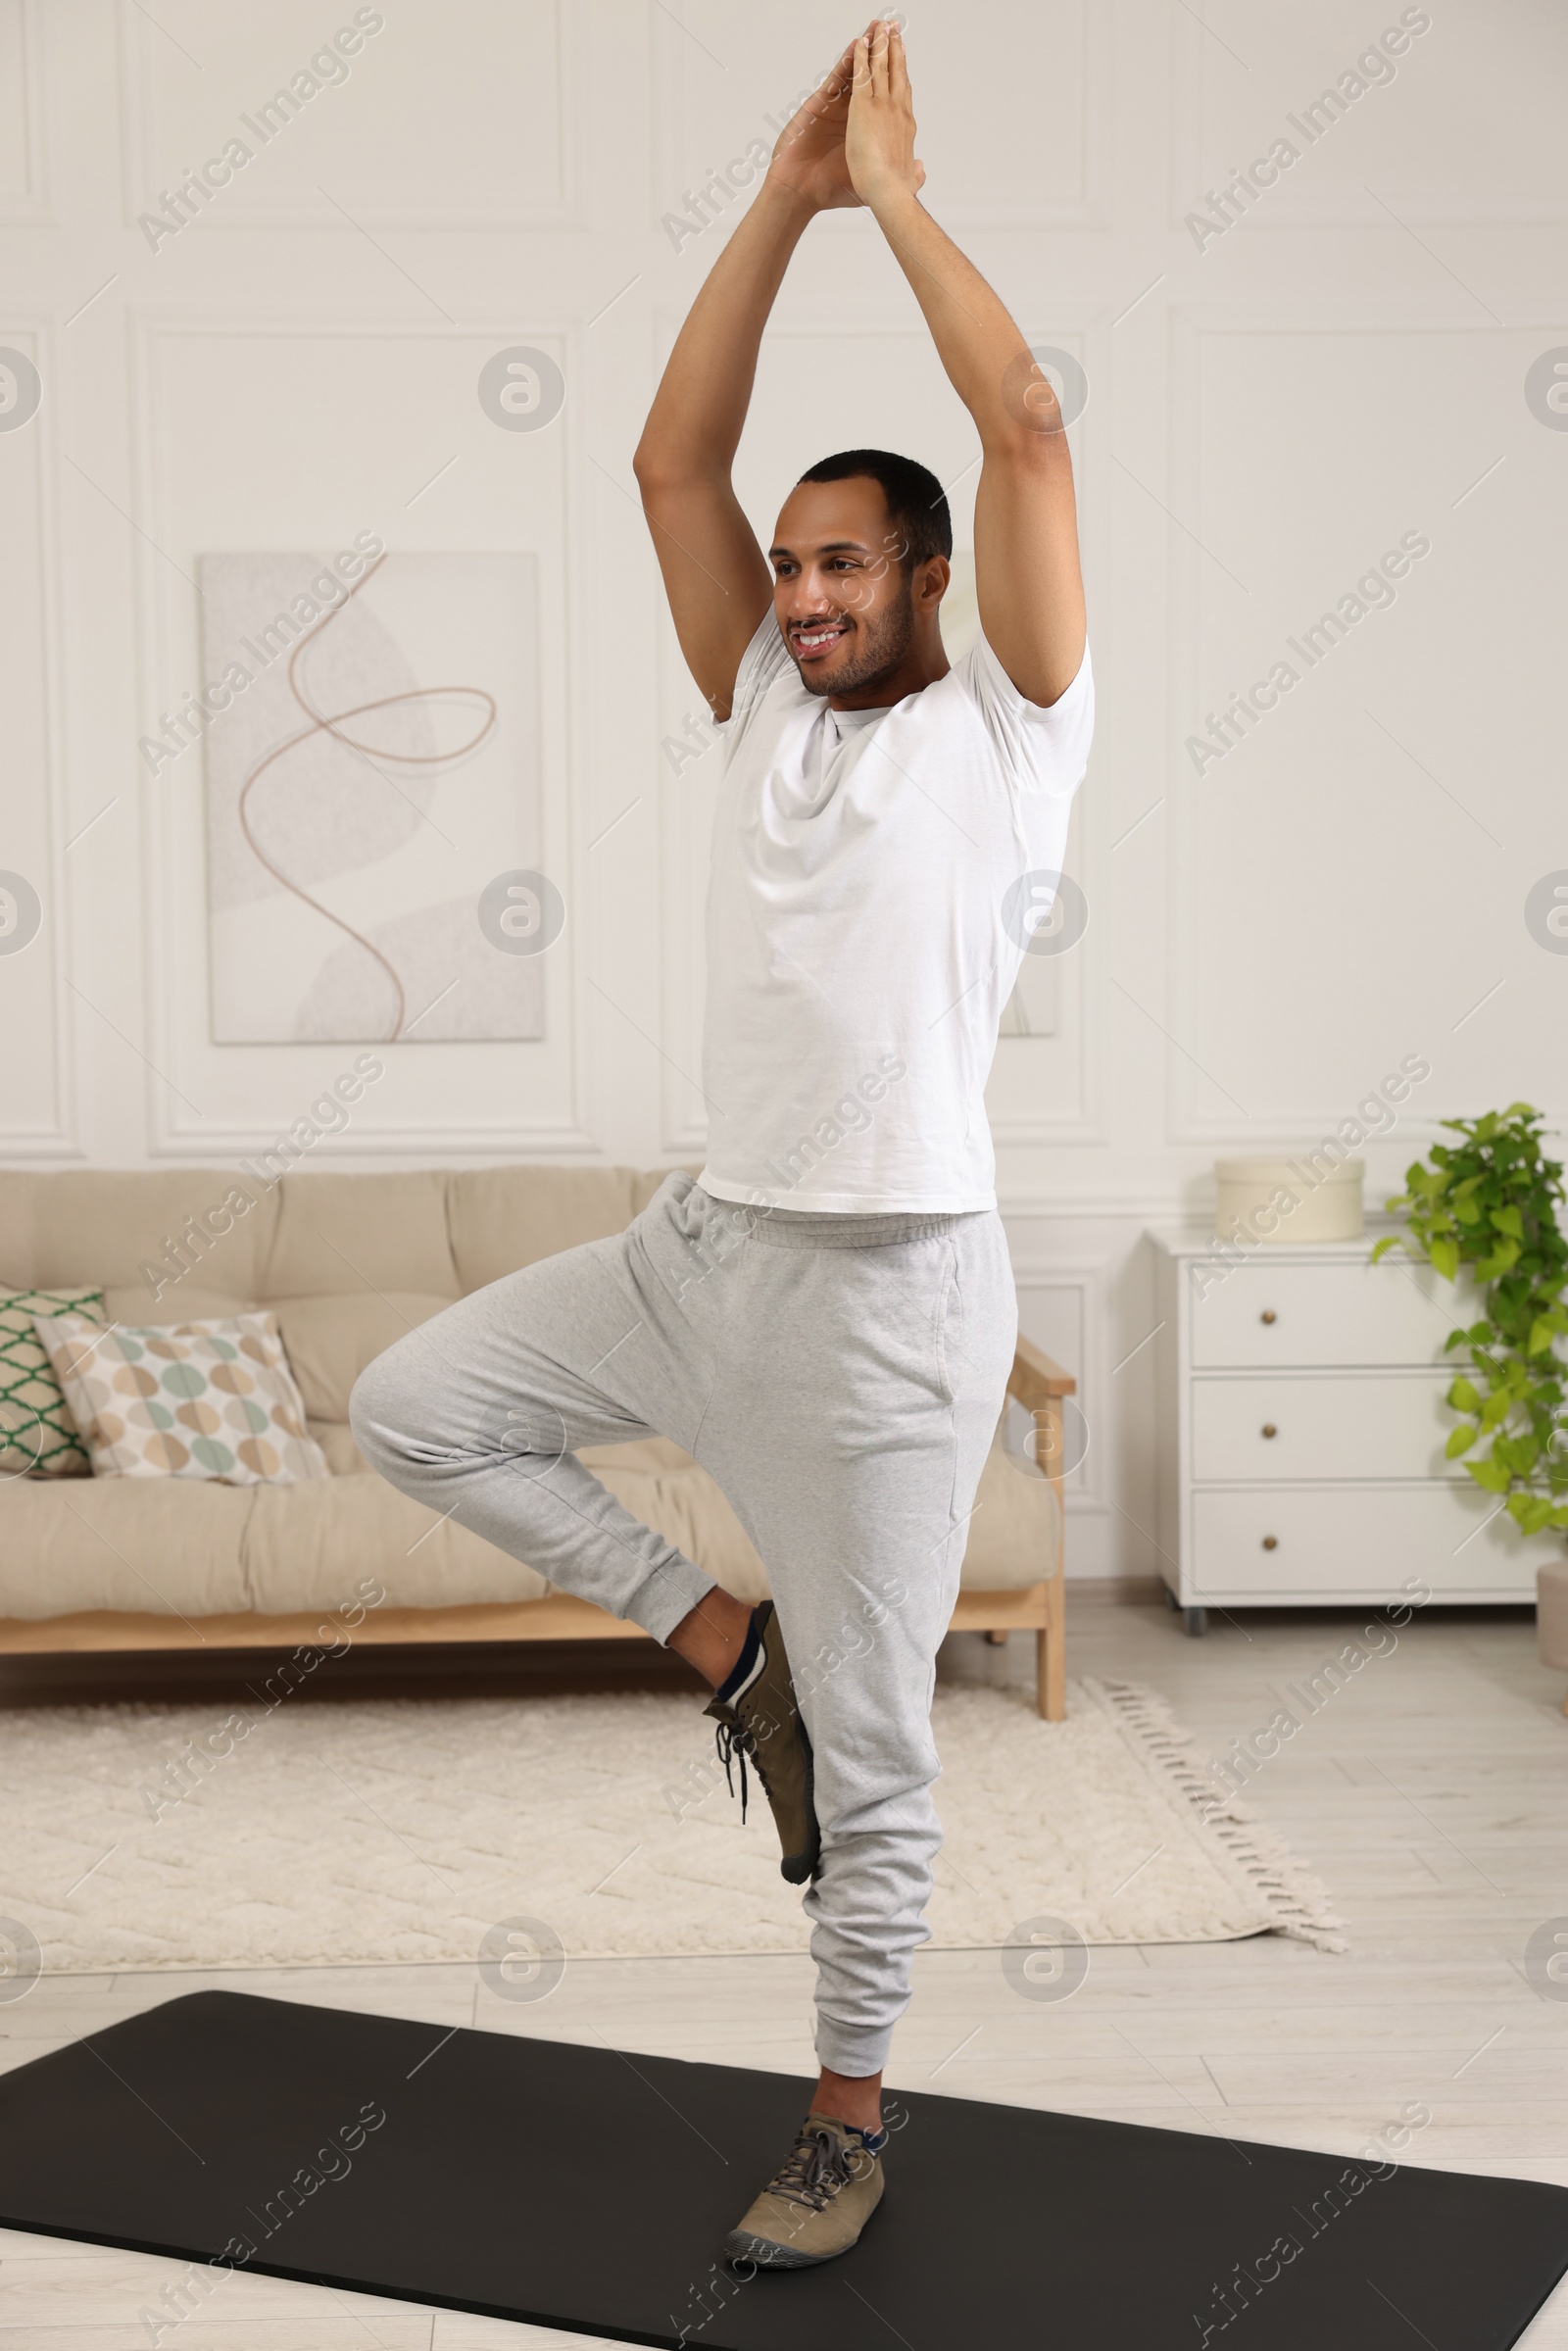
[1151,1231,1560,1631]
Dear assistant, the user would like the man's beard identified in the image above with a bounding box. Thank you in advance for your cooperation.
[792,577,914,699]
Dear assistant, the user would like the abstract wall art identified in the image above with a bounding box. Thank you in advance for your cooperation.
[200,549,544,1043]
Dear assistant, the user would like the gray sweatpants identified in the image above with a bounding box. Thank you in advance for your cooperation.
[348,1172,1017,2076]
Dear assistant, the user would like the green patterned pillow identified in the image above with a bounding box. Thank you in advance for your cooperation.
[0,1287,107,1476]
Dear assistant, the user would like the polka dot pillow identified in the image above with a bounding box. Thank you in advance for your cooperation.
[32,1310,328,1485]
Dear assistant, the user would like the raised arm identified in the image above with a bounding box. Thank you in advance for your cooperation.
[844,21,1086,708]
[632,38,869,720]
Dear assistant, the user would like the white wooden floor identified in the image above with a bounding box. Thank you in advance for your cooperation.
[3,1594,1566,2348]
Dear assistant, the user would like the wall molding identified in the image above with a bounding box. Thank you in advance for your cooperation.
[0,0,50,225]
[1163,306,1566,1147]
[127,313,597,1159]
[648,0,1112,236]
[117,0,586,234]
[1167,10,1568,236]
[0,315,78,1156]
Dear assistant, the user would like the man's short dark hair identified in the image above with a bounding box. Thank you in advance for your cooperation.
[796,448,953,575]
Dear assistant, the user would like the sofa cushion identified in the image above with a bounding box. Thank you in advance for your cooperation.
[0,1167,279,1323]
[310,1419,369,1477]
[0,1422,1055,1624]
[260,1169,459,1304]
[446,1166,647,1293]
[242,1474,552,1612]
[271,1292,451,1428]
[0,1475,254,1618]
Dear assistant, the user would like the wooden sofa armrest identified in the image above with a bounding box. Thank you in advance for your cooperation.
[1002,1337,1073,1721]
[1007,1334,1077,1410]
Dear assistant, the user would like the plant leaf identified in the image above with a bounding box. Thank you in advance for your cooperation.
[1508,1494,1554,1536]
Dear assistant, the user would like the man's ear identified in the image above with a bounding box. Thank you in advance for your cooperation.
[917,553,950,612]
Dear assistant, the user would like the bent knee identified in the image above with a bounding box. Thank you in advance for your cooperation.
[348,1346,420,1473]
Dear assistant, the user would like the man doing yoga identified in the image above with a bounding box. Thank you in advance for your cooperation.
[352,19,1091,2271]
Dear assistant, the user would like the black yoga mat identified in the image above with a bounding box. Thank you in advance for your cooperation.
[1,1989,1564,2349]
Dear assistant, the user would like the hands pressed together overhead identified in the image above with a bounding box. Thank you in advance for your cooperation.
[633,12,1087,718]
[767,19,925,216]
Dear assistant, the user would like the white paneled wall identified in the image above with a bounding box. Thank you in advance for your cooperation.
[2,0,1564,1578]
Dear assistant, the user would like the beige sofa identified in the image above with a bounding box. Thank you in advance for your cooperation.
[0,1165,1073,1715]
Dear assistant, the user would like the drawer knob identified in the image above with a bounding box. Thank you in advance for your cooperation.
[1260,1309,1277,1325]
[1261,1535,1278,1551]
[1261,1422,1277,1439]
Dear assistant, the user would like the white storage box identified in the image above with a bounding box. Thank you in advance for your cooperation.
[1213,1154,1364,1245]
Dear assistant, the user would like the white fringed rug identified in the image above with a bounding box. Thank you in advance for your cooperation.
[1,1676,1345,1974]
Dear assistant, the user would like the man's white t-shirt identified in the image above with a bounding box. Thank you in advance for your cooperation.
[695,609,1094,1214]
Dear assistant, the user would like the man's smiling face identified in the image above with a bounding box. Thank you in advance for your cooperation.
[770,474,938,704]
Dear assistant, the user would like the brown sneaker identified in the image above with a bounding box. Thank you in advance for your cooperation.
[724,2112,886,2269]
[704,1600,820,1885]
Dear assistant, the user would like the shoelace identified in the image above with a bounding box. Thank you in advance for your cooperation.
[765,2122,861,2213]
[712,1718,765,1824]
[712,1678,789,1827]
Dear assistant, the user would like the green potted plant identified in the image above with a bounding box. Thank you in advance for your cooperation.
[1374,1103,1568,1540]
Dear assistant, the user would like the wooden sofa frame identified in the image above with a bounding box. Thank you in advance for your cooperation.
[0,1340,1074,1719]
